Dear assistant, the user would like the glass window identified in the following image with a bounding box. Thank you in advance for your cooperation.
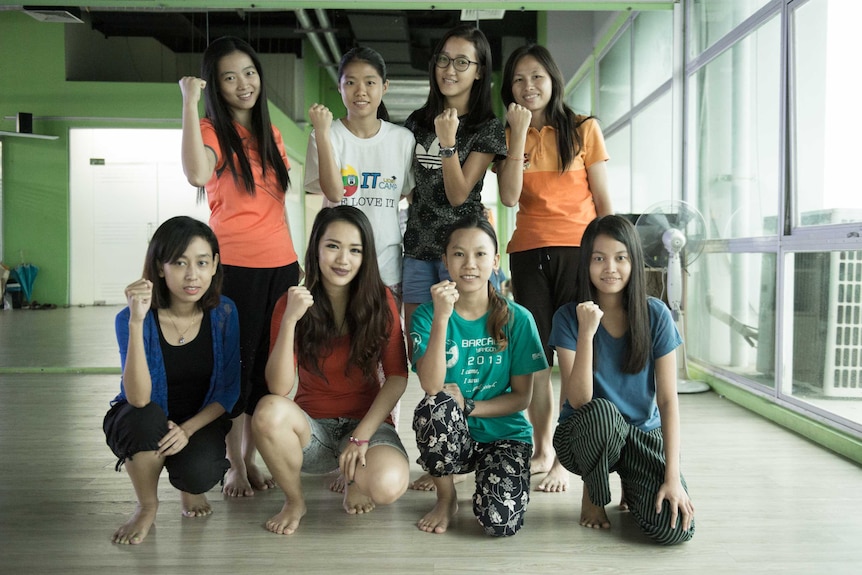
[605,125,632,214]
[598,26,631,126]
[783,250,862,426]
[633,10,673,105]
[685,251,776,390]
[689,0,773,58]
[687,15,780,239]
[631,90,673,212]
[568,75,592,116]
[791,0,862,228]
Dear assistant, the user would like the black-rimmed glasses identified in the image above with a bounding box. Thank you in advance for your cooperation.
[434,54,478,72]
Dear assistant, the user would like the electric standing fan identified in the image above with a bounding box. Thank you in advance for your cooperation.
[635,201,711,393]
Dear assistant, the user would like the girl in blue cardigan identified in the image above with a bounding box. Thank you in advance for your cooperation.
[104,216,240,544]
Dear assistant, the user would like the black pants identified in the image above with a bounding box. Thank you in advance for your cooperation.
[222,262,300,416]
[104,401,231,494]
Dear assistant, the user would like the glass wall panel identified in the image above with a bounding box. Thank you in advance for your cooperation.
[791,0,862,228]
[687,15,780,239]
[689,0,773,58]
[686,251,776,390]
[605,125,632,213]
[598,27,631,126]
[632,91,673,212]
[568,76,592,116]
[633,10,673,105]
[784,250,862,426]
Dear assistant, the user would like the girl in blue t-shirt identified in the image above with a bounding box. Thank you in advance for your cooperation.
[549,215,695,545]
[410,215,548,537]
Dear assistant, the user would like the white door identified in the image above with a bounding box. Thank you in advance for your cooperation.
[70,129,210,305]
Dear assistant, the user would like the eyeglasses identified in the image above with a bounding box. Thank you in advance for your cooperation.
[434,54,479,72]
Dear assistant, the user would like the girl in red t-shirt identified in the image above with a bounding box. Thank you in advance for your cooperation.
[254,206,409,536]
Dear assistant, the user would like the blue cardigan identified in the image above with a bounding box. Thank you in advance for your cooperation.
[111,296,241,416]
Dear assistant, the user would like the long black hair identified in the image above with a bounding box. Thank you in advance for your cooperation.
[200,36,290,196]
[338,46,390,122]
[143,216,222,312]
[297,206,393,382]
[577,215,651,374]
[502,44,592,174]
[415,25,495,130]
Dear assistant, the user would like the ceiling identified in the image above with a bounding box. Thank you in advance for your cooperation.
[15,5,538,121]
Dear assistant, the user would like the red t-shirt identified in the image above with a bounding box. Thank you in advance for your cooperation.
[269,290,407,423]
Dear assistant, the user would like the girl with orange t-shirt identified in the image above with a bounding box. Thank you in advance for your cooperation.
[179,36,300,498]
[497,44,612,494]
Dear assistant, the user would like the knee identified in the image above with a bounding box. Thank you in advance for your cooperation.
[365,464,408,505]
[251,395,295,440]
[476,506,524,537]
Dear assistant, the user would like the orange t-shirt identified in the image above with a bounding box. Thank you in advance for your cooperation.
[506,118,609,253]
[201,119,298,268]
[269,290,407,424]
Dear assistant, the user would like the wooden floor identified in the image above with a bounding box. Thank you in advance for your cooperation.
[1,305,860,574]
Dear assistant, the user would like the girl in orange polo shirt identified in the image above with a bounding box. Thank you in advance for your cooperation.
[497,44,612,494]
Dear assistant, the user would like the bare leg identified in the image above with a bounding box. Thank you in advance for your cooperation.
[242,415,275,491]
[112,451,163,545]
[410,472,469,491]
[529,368,569,492]
[252,395,310,535]
[180,492,213,518]
[579,482,611,529]
[417,476,459,534]
[343,444,408,515]
[223,414,255,497]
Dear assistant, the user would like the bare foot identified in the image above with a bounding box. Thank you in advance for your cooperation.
[410,472,468,491]
[247,461,276,491]
[536,459,569,492]
[579,484,611,529]
[112,503,158,545]
[417,496,458,534]
[265,501,308,535]
[223,467,255,497]
[328,472,346,494]
[343,482,375,515]
[619,485,629,511]
[530,451,555,475]
[180,492,213,518]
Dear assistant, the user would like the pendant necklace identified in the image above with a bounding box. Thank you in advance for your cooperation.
[166,309,200,345]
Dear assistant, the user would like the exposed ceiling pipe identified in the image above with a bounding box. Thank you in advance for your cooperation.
[295,8,338,84]
[314,8,342,71]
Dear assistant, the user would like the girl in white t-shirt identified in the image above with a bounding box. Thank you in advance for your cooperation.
[305,46,415,301]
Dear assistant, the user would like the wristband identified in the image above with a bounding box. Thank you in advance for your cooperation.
[463,398,475,417]
[349,436,369,447]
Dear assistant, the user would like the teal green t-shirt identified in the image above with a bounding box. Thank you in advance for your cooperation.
[411,299,548,444]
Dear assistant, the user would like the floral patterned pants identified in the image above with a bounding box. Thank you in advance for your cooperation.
[413,391,532,537]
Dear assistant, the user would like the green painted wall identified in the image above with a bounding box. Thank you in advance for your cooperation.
[0,12,311,305]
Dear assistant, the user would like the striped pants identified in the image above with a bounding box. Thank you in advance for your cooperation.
[553,398,695,545]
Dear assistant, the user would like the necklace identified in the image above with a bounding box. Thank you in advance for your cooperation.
[165,309,201,345]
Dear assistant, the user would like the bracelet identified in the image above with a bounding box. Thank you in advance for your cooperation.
[507,153,530,170]
[349,436,369,446]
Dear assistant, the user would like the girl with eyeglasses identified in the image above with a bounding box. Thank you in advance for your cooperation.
[497,44,613,494]
[402,25,507,388]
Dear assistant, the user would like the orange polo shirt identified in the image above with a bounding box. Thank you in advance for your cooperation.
[506,117,609,253]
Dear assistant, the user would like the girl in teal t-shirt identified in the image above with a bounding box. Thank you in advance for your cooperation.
[410,215,547,537]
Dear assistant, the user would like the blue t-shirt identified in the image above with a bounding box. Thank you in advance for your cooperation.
[411,298,548,444]
[549,297,682,432]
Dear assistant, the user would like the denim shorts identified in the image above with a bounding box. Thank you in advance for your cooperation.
[402,257,451,304]
[301,415,407,474]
